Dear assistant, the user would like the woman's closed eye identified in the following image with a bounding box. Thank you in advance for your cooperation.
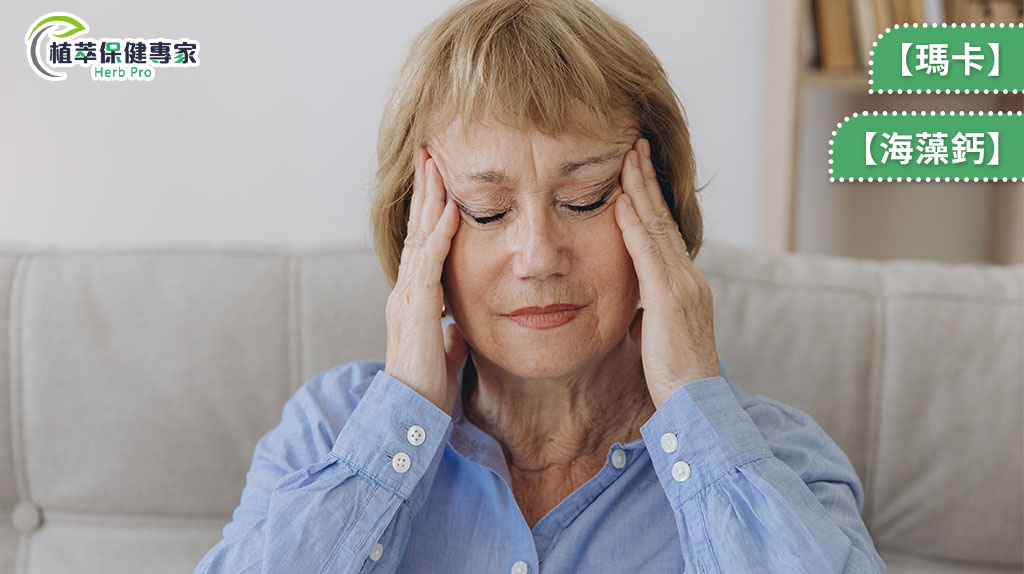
[566,196,609,213]
[461,180,618,225]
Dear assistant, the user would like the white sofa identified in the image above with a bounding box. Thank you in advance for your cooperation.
[0,240,1020,573]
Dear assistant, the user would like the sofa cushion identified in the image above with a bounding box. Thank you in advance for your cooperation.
[696,243,1023,565]
[0,241,1019,572]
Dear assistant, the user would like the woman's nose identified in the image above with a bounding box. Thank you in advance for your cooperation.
[510,204,570,281]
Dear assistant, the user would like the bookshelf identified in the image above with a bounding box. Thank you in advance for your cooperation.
[767,0,1024,264]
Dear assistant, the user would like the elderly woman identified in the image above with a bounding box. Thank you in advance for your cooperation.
[197,0,885,572]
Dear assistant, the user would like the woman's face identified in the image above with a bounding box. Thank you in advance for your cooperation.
[428,113,643,380]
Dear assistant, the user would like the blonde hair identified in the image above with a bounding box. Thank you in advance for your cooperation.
[370,0,706,287]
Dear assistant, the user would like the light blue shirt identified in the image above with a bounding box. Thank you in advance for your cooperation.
[196,353,885,573]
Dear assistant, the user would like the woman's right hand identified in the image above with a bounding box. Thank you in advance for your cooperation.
[384,148,468,417]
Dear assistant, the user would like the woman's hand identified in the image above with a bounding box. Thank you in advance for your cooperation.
[614,138,721,409]
[384,148,469,417]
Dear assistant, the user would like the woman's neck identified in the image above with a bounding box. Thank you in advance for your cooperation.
[462,335,656,473]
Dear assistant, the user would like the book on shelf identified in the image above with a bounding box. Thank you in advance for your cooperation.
[813,0,858,70]
[808,0,1024,73]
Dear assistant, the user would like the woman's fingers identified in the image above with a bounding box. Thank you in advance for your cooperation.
[424,199,458,273]
[619,146,660,232]
[623,139,690,265]
[403,152,453,273]
[416,157,458,289]
[615,191,667,303]
[419,158,446,237]
[409,148,428,239]
[635,139,674,219]
[638,139,692,262]
[401,149,428,270]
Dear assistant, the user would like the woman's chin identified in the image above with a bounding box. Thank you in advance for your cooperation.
[484,338,592,378]
[497,361,584,381]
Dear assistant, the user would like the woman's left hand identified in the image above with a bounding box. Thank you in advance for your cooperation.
[614,137,722,409]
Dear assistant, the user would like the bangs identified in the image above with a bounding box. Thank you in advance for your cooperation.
[414,0,629,141]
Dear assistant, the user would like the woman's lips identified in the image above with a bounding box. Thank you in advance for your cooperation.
[504,304,583,329]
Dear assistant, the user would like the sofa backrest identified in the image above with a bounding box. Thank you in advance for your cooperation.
[0,241,1019,573]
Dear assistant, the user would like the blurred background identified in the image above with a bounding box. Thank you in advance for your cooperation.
[1,0,1021,264]
[794,0,1023,264]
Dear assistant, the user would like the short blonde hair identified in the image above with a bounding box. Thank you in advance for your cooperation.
[370,0,706,287]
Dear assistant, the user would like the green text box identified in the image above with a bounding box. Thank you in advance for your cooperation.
[829,111,1024,181]
[869,23,1024,93]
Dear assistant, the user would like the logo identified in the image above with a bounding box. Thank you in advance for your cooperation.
[25,12,200,82]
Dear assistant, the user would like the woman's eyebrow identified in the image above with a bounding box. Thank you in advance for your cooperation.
[557,148,622,177]
[457,147,623,185]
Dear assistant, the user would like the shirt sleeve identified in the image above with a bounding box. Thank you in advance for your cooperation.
[194,368,455,574]
[639,376,887,574]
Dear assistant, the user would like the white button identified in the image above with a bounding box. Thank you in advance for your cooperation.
[511,561,528,574]
[660,432,678,453]
[392,452,411,473]
[672,460,691,482]
[611,448,627,469]
[407,425,426,446]
[369,542,383,561]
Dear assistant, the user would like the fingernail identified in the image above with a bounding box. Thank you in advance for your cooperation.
[641,139,651,159]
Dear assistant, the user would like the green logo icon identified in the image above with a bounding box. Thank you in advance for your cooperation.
[25,12,87,81]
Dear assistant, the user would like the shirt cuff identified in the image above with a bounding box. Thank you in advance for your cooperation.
[330,369,455,502]
[640,376,774,509]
